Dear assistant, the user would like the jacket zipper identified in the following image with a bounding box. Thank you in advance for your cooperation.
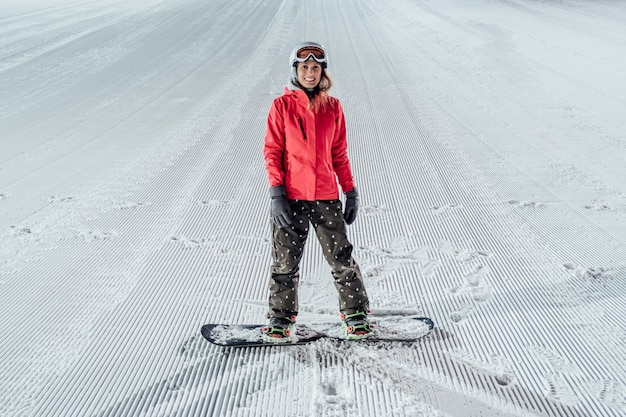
[297,117,307,141]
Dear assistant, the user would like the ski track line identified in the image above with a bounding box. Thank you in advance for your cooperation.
[475,5,626,183]
[0,0,101,26]
[364,0,624,188]
[365,0,626,249]
[0,2,168,121]
[0,2,209,168]
[0,1,172,75]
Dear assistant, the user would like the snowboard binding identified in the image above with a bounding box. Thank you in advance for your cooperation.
[262,315,297,343]
[341,311,375,340]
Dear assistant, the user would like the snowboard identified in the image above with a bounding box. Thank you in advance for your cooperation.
[201,316,434,348]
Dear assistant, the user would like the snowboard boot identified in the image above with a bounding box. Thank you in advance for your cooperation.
[262,315,296,343]
[341,311,374,340]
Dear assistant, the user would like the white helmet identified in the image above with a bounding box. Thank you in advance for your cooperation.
[289,41,328,69]
[289,42,328,83]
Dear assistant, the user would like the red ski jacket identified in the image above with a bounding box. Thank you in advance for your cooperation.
[264,87,355,201]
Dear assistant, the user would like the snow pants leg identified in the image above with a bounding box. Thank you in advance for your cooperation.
[269,200,369,319]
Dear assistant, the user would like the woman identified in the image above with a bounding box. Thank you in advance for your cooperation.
[263,42,372,342]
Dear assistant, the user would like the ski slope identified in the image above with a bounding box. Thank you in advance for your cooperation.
[1,0,625,416]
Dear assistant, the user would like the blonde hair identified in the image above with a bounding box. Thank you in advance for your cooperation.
[310,70,333,111]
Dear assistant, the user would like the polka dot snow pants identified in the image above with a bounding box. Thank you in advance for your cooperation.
[268,200,369,319]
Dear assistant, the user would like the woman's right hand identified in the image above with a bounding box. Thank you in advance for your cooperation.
[270,186,293,228]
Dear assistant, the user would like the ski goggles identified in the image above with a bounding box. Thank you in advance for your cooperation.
[294,46,327,67]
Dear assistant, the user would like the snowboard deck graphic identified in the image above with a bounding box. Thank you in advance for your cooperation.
[201,317,434,348]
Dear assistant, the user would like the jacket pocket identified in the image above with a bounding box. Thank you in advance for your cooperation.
[297,117,307,141]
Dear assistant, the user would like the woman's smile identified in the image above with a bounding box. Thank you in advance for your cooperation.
[297,60,323,89]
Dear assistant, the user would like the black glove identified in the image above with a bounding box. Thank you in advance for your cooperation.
[270,186,292,228]
[343,187,359,225]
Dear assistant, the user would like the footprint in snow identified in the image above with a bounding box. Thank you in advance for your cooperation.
[358,244,431,263]
[46,195,78,203]
[598,378,626,409]
[363,263,391,279]
[528,345,581,406]
[179,334,208,361]
[360,204,390,216]
[450,349,516,386]
[116,201,152,210]
[9,225,33,236]
[507,200,546,209]
[449,306,472,324]
[449,266,493,303]
[563,263,612,281]
[448,265,494,325]
[313,367,354,412]
[169,235,226,251]
[77,230,118,242]
[319,382,338,397]
[465,265,494,303]
[430,203,462,214]
[438,240,492,263]
[583,201,614,211]
[0,193,11,200]
[198,200,231,209]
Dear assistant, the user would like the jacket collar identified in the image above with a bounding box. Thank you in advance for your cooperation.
[287,77,300,91]
[285,78,311,108]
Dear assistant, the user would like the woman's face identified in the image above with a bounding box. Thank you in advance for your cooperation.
[297,59,323,89]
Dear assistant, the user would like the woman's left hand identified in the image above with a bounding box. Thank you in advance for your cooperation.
[344,187,359,225]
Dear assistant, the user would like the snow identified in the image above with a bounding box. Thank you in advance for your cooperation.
[1,0,625,416]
